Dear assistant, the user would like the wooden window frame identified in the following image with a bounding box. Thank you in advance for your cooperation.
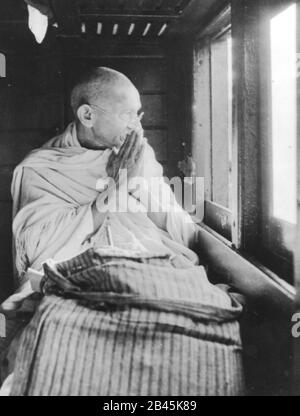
[192,0,299,288]
[256,0,298,283]
[192,5,234,241]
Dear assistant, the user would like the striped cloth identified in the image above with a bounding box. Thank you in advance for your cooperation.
[0,313,32,386]
[10,248,245,396]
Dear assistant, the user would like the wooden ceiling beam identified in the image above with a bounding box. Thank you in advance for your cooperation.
[168,0,228,36]
[79,14,178,22]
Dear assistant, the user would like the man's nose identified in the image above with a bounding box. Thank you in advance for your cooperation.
[127,112,144,129]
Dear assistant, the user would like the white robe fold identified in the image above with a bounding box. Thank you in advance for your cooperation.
[11,122,199,289]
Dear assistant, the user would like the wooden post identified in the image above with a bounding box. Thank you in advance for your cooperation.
[231,0,260,251]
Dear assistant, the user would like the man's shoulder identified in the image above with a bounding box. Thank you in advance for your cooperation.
[14,147,52,172]
[14,123,80,171]
[14,129,65,168]
[41,128,69,149]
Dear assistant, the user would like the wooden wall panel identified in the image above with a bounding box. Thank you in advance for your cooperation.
[141,94,167,126]
[0,202,12,251]
[0,201,13,302]
[0,166,13,202]
[6,55,63,95]
[0,91,64,131]
[0,52,64,299]
[145,129,167,161]
[0,130,55,166]
[166,41,193,178]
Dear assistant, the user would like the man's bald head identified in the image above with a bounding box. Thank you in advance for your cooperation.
[71,66,142,150]
[70,66,137,117]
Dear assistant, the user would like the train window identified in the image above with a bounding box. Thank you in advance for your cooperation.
[258,1,298,281]
[270,3,297,225]
[210,31,233,211]
[193,7,233,241]
[193,2,298,283]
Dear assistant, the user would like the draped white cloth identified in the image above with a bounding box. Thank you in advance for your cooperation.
[5,122,199,308]
[0,122,203,395]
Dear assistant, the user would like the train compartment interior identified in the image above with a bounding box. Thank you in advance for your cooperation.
[0,0,299,396]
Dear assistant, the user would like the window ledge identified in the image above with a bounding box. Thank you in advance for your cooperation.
[194,222,295,316]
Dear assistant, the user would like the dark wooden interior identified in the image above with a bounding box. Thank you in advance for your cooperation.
[0,0,230,299]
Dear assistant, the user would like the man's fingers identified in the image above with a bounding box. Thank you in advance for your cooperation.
[106,127,146,183]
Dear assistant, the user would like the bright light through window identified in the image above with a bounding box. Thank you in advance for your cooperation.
[271,3,297,224]
[210,31,232,209]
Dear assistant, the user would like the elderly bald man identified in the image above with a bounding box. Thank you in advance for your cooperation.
[2,66,199,310]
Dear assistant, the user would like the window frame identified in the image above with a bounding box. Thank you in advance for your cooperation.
[192,5,235,242]
[257,0,298,283]
[192,0,299,285]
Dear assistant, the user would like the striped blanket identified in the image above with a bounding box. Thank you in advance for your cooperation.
[10,248,245,396]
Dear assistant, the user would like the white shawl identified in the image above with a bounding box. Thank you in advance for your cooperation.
[8,122,199,301]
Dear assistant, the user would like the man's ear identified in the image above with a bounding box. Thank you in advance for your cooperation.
[77,104,94,128]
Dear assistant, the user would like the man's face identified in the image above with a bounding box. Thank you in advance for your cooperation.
[91,85,142,149]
